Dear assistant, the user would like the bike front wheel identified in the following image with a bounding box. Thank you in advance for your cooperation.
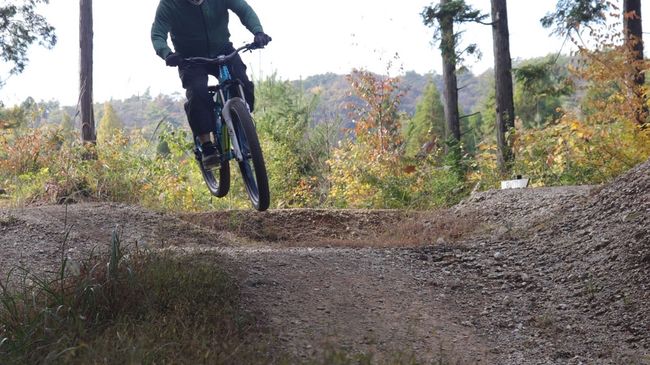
[223,98,270,211]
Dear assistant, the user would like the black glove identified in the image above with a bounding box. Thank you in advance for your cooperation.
[165,52,183,67]
[253,32,272,48]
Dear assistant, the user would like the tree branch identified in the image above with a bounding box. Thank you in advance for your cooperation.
[460,112,481,120]
[475,20,496,26]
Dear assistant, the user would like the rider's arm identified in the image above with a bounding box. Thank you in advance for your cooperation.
[226,0,264,35]
[151,2,173,59]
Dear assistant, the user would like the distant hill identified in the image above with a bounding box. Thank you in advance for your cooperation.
[294,70,492,124]
[23,70,494,132]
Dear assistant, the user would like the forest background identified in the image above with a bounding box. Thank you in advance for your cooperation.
[1,0,649,212]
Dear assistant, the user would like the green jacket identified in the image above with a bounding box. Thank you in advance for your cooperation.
[151,0,263,59]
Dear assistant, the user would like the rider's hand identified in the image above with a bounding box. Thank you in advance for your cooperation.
[165,52,183,67]
[253,32,272,48]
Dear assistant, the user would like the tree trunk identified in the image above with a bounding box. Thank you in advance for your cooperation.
[80,0,95,143]
[439,0,461,142]
[623,0,646,125]
[491,0,515,173]
[624,0,644,79]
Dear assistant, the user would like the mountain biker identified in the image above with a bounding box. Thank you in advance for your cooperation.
[151,0,271,168]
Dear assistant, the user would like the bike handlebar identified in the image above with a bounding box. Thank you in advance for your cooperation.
[183,43,261,65]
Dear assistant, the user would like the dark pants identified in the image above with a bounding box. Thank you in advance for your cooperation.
[178,44,255,136]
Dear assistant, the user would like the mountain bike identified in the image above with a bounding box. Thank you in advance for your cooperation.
[184,43,270,211]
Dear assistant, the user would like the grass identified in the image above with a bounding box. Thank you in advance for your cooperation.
[0,214,18,227]
[0,231,265,365]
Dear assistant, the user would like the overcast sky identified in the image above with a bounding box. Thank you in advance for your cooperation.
[0,0,645,106]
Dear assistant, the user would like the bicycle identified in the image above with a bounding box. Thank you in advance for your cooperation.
[183,43,270,212]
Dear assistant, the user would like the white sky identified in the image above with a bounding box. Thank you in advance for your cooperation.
[0,0,645,106]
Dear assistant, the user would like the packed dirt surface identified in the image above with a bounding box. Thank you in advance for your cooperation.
[1,159,648,364]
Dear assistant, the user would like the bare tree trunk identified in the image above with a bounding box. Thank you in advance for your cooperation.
[491,0,515,173]
[80,0,95,143]
[439,0,461,142]
[624,0,646,125]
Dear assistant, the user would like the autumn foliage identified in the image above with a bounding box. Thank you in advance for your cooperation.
[1,9,649,210]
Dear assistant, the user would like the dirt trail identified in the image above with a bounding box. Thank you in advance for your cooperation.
[1,159,648,364]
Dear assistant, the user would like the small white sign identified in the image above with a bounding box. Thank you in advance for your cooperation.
[501,178,530,190]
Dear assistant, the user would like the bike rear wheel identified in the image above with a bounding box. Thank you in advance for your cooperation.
[196,146,230,198]
[224,98,270,211]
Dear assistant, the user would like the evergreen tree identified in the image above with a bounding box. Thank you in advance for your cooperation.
[97,102,124,144]
[404,81,445,157]
[513,56,572,128]
[422,0,488,144]
[60,113,74,134]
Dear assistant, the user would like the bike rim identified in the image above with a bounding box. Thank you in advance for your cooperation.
[239,159,260,205]
[232,110,262,206]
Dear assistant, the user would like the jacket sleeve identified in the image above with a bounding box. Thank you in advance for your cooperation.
[226,0,264,34]
[151,2,173,59]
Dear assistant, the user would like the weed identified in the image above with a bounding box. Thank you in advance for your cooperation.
[0,214,18,227]
[534,312,555,330]
[0,231,262,364]
[583,279,601,300]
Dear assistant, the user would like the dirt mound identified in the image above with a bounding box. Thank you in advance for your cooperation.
[404,159,649,363]
[180,209,409,246]
[560,158,650,348]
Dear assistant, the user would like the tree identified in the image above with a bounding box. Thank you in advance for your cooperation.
[0,105,27,129]
[541,0,609,37]
[624,0,643,73]
[623,0,646,125]
[404,80,445,158]
[96,102,123,143]
[513,56,572,128]
[347,68,405,153]
[255,75,323,206]
[491,0,515,173]
[60,113,74,134]
[422,0,488,144]
[0,0,56,84]
[543,0,646,126]
[80,0,95,143]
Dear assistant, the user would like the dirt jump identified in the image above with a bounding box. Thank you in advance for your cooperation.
[1,159,648,364]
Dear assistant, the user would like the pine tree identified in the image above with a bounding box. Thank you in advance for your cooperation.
[422,0,488,144]
[97,102,124,144]
[60,113,74,134]
[405,81,445,157]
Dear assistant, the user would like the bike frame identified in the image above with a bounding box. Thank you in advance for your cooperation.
[214,65,248,162]
[186,43,256,163]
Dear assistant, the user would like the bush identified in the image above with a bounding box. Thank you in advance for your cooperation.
[0,126,258,211]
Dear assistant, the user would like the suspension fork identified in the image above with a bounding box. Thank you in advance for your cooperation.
[221,98,246,161]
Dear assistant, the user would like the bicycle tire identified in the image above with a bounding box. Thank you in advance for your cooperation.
[196,146,230,198]
[223,97,270,211]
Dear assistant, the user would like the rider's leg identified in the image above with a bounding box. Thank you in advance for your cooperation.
[179,65,219,167]
[178,65,214,142]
